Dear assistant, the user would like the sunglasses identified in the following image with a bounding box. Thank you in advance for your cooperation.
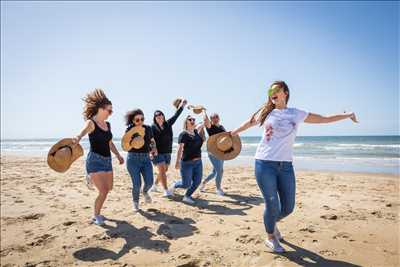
[155,113,163,117]
[211,116,219,119]
[187,118,195,122]
[135,117,144,123]
[104,108,113,114]
[268,86,283,97]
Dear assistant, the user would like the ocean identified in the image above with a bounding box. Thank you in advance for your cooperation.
[1,136,399,175]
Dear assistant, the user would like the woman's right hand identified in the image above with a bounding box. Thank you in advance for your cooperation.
[72,136,81,144]
[175,161,180,170]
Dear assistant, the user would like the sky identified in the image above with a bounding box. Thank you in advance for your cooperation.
[1,1,399,139]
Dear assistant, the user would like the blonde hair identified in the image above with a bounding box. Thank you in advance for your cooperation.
[82,89,112,120]
[251,81,290,126]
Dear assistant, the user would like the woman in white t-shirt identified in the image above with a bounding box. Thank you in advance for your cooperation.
[231,81,358,253]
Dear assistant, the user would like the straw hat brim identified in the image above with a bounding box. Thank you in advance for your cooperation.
[47,138,84,173]
[207,132,242,161]
[121,126,146,151]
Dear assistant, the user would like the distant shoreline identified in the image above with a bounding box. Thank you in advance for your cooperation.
[2,135,400,141]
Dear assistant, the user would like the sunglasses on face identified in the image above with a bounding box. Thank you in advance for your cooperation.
[211,116,219,119]
[135,117,144,123]
[104,108,113,114]
[155,113,163,117]
[187,118,195,122]
[268,86,283,97]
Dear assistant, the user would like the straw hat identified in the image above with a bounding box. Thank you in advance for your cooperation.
[121,126,146,151]
[207,132,242,160]
[188,105,206,114]
[173,98,184,109]
[47,138,84,173]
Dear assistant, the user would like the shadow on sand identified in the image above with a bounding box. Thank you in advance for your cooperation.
[276,240,362,267]
[73,218,170,262]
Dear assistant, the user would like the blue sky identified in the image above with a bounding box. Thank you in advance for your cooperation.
[1,1,398,139]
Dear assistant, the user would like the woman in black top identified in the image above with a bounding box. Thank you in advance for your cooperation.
[73,89,124,226]
[125,109,157,212]
[200,111,227,196]
[150,99,187,196]
[168,114,205,204]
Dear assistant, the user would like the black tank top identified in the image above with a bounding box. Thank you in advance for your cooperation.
[88,119,113,157]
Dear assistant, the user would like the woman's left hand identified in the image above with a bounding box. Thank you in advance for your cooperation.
[117,154,124,165]
[349,112,359,123]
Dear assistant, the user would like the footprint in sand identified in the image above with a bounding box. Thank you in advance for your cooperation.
[299,225,316,233]
[235,234,263,244]
[333,232,351,239]
[62,221,76,226]
[320,249,337,256]
[320,214,338,220]
[28,234,55,247]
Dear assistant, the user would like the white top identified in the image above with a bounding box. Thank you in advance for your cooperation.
[255,107,309,162]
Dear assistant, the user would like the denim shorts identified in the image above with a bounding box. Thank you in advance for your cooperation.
[86,151,113,174]
[152,153,172,165]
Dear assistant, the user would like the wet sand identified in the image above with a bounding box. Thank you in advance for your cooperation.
[1,155,399,267]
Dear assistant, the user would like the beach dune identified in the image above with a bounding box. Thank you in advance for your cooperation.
[1,155,399,267]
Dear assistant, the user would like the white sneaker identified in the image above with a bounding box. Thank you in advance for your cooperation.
[163,190,172,197]
[168,183,176,195]
[182,196,195,204]
[150,185,160,193]
[93,215,105,226]
[85,175,94,190]
[265,238,285,253]
[199,182,206,192]
[133,201,140,212]
[143,192,152,204]
[216,189,225,196]
[274,225,283,241]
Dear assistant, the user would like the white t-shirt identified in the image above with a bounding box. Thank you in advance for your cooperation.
[255,107,309,162]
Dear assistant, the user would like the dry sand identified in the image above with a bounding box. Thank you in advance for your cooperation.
[1,155,399,267]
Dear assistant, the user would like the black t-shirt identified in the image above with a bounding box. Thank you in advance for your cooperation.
[206,124,226,136]
[125,124,154,153]
[152,107,183,154]
[178,130,203,161]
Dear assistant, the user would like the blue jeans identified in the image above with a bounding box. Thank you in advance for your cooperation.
[255,159,296,234]
[203,153,224,189]
[126,153,154,203]
[175,159,203,197]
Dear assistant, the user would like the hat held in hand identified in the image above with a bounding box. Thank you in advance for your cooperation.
[173,98,185,109]
[47,138,84,173]
[207,132,241,160]
[187,104,206,114]
[122,126,146,151]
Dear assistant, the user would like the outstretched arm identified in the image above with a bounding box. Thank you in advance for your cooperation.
[72,120,95,144]
[304,112,358,124]
[167,99,187,126]
[231,113,260,136]
[203,111,211,129]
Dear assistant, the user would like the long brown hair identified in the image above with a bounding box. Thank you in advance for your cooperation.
[252,81,290,126]
[82,89,112,120]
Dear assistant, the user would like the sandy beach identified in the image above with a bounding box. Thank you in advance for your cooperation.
[0,154,398,267]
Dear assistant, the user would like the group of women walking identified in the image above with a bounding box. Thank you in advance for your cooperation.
[47,81,358,252]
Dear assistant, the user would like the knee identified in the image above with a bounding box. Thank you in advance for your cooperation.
[281,204,295,218]
[98,190,109,198]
